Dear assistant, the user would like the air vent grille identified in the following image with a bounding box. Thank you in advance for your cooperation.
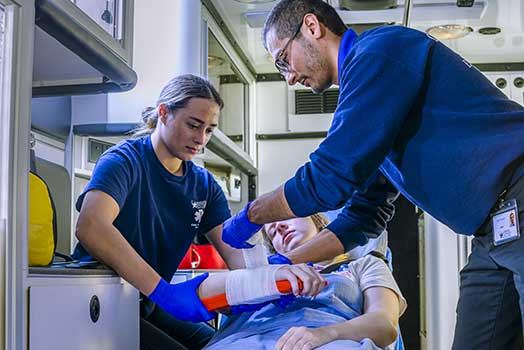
[324,89,339,112]
[294,88,339,114]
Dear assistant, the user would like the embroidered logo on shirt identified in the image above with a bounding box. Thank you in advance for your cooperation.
[191,200,207,229]
[192,200,207,209]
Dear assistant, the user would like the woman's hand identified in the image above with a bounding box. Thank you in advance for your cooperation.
[275,326,336,350]
[275,264,326,297]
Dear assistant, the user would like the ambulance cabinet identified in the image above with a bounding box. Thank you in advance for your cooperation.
[28,271,139,350]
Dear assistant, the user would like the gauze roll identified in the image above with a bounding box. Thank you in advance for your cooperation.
[225,264,284,305]
[242,231,269,269]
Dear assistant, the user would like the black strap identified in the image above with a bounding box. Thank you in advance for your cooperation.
[54,252,74,262]
[319,257,354,274]
[29,149,37,173]
[319,251,390,274]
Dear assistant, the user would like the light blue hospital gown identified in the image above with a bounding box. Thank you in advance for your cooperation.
[204,256,405,350]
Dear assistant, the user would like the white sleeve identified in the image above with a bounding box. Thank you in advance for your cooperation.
[349,255,407,316]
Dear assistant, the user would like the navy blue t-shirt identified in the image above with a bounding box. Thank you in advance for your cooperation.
[73,136,231,281]
[286,26,524,241]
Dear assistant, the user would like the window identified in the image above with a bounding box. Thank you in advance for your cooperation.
[207,30,250,152]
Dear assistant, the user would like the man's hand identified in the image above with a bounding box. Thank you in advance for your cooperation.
[275,326,336,350]
[148,273,216,322]
[222,202,263,249]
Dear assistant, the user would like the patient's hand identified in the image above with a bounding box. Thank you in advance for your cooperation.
[275,264,326,297]
[275,326,336,350]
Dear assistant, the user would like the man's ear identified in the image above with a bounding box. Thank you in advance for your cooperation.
[303,13,325,39]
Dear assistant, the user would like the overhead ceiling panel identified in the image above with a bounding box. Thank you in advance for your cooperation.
[211,0,524,74]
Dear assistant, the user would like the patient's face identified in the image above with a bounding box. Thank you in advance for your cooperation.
[264,217,318,254]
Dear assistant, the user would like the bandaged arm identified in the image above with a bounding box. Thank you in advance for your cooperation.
[198,263,326,306]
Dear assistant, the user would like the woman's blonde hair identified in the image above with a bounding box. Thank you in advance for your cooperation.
[131,74,223,138]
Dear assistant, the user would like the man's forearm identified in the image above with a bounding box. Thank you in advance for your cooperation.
[285,229,344,264]
[249,185,295,225]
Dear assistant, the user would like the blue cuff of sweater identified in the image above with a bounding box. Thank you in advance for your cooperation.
[284,177,316,217]
[326,218,369,252]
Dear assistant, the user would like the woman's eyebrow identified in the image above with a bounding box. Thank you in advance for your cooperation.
[189,116,218,127]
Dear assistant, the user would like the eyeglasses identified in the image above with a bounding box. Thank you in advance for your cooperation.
[274,20,304,75]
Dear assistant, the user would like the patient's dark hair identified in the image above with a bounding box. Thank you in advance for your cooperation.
[262,0,347,50]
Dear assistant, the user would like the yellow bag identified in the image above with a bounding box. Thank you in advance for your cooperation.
[29,171,57,266]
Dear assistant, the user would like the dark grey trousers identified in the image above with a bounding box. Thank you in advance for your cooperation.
[453,176,524,349]
[140,299,215,350]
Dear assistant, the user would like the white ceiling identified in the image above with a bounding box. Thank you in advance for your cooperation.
[209,0,524,74]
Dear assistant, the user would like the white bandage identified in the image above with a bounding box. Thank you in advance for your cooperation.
[225,264,284,305]
[242,231,269,269]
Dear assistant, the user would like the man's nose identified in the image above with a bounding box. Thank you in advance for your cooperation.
[284,70,299,86]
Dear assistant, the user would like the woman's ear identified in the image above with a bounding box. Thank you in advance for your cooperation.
[158,103,169,125]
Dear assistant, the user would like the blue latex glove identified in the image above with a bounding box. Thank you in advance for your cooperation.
[267,253,292,265]
[222,202,263,249]
[148,273,216,322]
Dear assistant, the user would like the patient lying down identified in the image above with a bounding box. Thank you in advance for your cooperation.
[197,214,406,350]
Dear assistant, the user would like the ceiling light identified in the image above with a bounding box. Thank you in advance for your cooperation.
[339,0,397,11]
[426,24,473,40]
[208,55,225,69]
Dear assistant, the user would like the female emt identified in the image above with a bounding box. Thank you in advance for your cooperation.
[72,74,244,350]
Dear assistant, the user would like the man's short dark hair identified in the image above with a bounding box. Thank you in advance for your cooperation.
[262,0,347,50]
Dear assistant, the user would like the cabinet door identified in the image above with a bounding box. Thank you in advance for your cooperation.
[29,281,139,350]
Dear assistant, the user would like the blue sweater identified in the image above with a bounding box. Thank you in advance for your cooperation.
[286,26,524,248]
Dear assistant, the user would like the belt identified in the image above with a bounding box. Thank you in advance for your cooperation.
[475,156,524,237]
[474,163,524,237]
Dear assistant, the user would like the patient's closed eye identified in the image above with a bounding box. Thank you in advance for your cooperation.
[266,223,277,239]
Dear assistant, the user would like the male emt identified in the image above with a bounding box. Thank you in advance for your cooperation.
[223,0,524,348]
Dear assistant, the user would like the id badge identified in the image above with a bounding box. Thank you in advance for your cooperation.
[492,199,520,246]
